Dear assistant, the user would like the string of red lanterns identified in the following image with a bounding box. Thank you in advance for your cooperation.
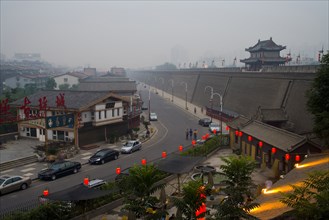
[162,151,167,158]
[43,189,49,197]
[141,158,147,165]
[179,145,183,152]
[83,177,89,186]
[116,167,121,175]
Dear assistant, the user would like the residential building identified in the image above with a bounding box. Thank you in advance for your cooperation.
[53,72,88,89]
[4,74,49,89]
[84,67,97,76]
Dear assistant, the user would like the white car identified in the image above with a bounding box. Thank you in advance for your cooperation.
[209,122,220,133]
[121,140,142,154]
[150,112,158,121]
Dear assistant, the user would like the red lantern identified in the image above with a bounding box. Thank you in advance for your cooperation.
[116,167,121,175]
[285,154,290,161]
[271,147,276,154]
[202,135,206,140]
[259,141,263,147]
[179,145,183,152]
[205,133,209,139]
[295,155,300,162]
[225,126,229,131]
[235,130,239,136]
[83,177,89,185]
[213,129,217,134]
[248,136,252,142]
[162,151,167,158]
[239,131,243,137]
[141,158,147,165]
[192,140,196,146]
[43,189,49,197]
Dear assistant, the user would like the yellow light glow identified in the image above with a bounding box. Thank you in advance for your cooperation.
[295,158,329,169]
[262,183,303,195]
[250,201,286,214]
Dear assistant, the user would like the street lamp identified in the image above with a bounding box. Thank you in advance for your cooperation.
[181,82,188,110]
[148,85,151,121]
[159,77,164,97]
[204,86,214,122]
[169,79,174,102]
[154,76,158,94]
[213,92,223,145]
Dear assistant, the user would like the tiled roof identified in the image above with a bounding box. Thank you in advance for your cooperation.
[226,115,250,129]
[53,72,88,79]
[82,77,130,82]
[252,153,329,220]
[10,90,127,110]
[246,38,286,52]
[260,108,288,122]
[77,81,137,92]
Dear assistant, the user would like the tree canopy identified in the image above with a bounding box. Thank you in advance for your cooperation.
[307,52,329,145]
[45,78,57,90]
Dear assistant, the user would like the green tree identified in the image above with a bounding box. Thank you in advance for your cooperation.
[213,155,259,219]
[280,170,329,220]
[171,180,206,220]
[307,52,329,146]
[58,83,70,90]
[117,164,167,219]
[155,62,177,70]
[45,78,57,90]
[24,83,38,95]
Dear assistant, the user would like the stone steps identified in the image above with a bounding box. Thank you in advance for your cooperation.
[0,155,38,172]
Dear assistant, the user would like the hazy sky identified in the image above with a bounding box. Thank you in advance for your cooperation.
[1,1,328,70]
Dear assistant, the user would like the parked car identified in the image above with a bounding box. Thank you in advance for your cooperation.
[121,140,142,154]
[209,122,220,133]
[0,175,32,195]
[87,179,106,188]
[150,112,158,121]
[89,148,119,165]
[198,118,212,126]
[142,105,148,110]
[38,160,81,181]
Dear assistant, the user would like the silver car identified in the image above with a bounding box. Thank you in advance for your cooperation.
[121,140,142,154]
[0,175,32,195]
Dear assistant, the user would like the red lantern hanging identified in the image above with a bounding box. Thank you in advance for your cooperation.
[205,133,209,139]
[235,130,239,136]
[192,140,196,146]
[271,147,276,154]
[225,126,229,131]
[239,131,243,137]
[295,155,300,162]
[285,153,290,161]
[162,151,167,158]
[248,136,252,142]
[83,177,89,185]
[202,135,206,140]
[213,129,217,134]
[141,158,147,165]
[259,141,263,147]
[179,145,183,152]
[43,189,49,197]
[116,167,121,175]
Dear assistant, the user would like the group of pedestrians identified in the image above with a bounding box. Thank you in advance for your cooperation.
[185,128,198,140]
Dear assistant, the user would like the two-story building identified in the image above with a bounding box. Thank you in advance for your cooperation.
[10,90,142,147]
[4,74,49,89]
[53,72,89,89]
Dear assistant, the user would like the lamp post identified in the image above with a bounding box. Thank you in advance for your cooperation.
[204,86,214,122]
[181,82,188,110]
[148,85,151,121]
[213,92,223,145]
[153,76,158,94]
[159,77,164,97]
[169,79,174,102]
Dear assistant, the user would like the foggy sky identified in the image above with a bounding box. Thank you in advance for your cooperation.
[1,1,328,70]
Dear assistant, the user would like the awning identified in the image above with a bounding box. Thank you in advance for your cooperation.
[155,154,204,174]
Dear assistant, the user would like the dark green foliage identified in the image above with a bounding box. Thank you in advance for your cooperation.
[58,83,70,90]
[307,52,329,146]
[181,135,223,156]
[280,170,329,220]
[45,78,57,90]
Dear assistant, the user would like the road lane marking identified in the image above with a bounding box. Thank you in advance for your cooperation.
[23,163,37,167]
[81,156,90,160]
[21,167,35,172]
[1,169,14,173]
[81,152,92,156]
[23,173,34,177]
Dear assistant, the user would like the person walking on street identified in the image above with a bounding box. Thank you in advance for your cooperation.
[189,128,193,140]
[194,107,197,114]
[185,129,189,140]
[193,129,198,140]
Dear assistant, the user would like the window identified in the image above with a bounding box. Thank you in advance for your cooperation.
[104,110,107,118]
[112,109,114,117]
[26,128,30,137]
[52,130,57,139]
[99,111,101,119]
[64,78,68,82]
[117,108,120,116]
[91,112,94,120]
[84,113,87,118]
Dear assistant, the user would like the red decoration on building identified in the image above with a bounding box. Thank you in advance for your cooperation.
[235,130,239,136]
[213,129,217,134]
[238,131,243,137]
[259,141,263,147]
[295,155,300,162]
[141,158,147,165]
[56,93,66,108]
[192,140,196,146]
[0,99,10,115]
[248,136,252,142]
[43,189,49,197]
[202,135,206,140]
[179,145,183,152]
[162,151,167,158]
[285,153,290,161]
[83,177,89,185]
[20,97,31,119]
[38,96,48,112]
[225,126,229,131]
[116,167,121,175]
[271,147,276,154]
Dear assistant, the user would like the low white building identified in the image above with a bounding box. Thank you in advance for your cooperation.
[53,72,88,90]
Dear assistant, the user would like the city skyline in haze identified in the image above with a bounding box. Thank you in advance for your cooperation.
[1,1,328,70]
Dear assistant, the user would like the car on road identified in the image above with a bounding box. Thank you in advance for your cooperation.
[87,179,106,188]
[198,118,212,126]
[0,175,32,195]
[209,122,221,133]
[38,160,82,181]
[89,148,119,165]
[121,140,142,154]
[150,112,158,121]
[142,105,148,110]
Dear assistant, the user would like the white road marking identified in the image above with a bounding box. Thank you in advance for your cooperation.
[21,167,35,172]
[23,163,37,167]
[81,152,92,156]
[81,156,90,160]
[23,173,34,177]
[1,169,14,173]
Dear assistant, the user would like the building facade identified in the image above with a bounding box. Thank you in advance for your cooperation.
[53,72,88,89]
[4,74,49,89]
[240,37,288,71]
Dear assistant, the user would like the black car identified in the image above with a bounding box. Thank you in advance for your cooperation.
[38,160,81,181]
[198,118,212,126]
[88,148,119,165]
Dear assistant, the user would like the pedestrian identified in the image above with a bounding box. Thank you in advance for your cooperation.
[194,107,197,114]
[193,129,198,140]
[189,128,193,139]
[201,106,203,113]
[185,129,189,140]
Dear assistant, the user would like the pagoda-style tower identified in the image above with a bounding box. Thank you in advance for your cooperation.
[240,37,287,71]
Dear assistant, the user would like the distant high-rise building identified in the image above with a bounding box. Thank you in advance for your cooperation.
[84,67,97,76]
[14,53,41,62]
